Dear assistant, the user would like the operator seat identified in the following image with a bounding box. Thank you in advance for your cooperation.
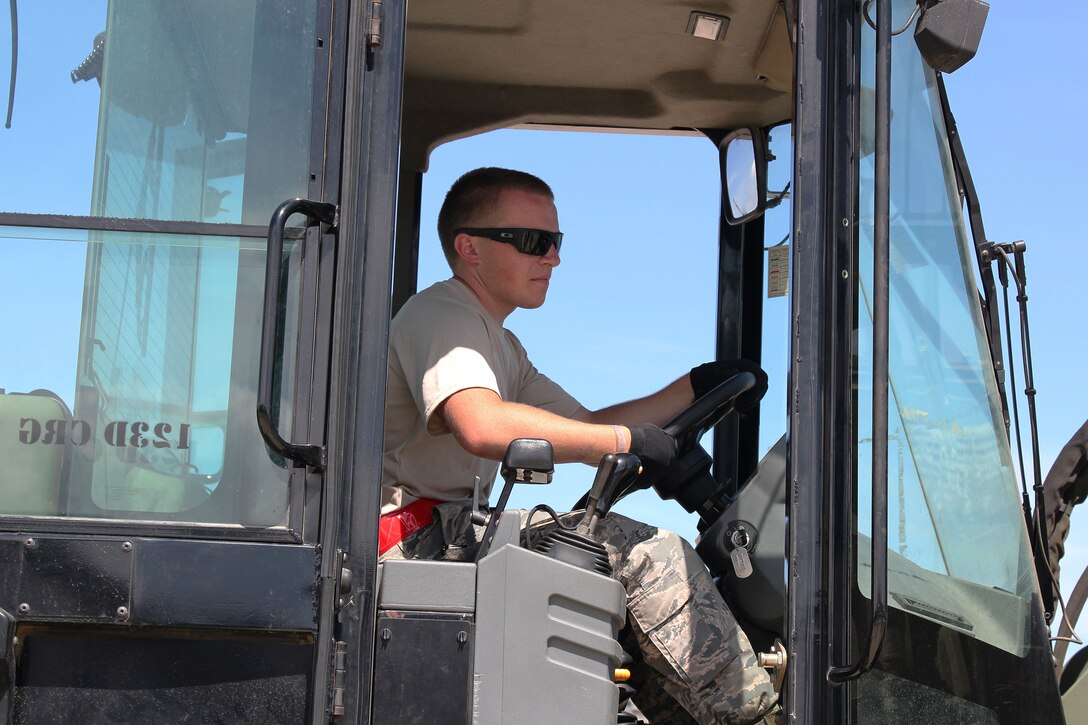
[0,390,69,515]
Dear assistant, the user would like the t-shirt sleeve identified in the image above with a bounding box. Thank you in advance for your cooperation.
[507,332,583,418]
[391,304,501,435]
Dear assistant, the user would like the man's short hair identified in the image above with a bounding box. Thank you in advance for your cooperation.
[437,167,554,269]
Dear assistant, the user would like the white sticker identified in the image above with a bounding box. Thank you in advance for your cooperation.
[767,244,789,298]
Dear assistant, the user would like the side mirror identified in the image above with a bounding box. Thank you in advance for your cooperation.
[914,0,989,74]
[721,127,768,225]
[500,438,554,484]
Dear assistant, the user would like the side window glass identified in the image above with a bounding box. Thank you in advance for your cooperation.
[1,2,317,223]
[0,226,302,527]
[0,1,322,529]
[856,0,1034,657]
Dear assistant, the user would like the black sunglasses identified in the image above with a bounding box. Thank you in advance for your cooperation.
[456,227,563,256]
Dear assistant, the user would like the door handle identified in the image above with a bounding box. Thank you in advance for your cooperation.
[257,198,338,471]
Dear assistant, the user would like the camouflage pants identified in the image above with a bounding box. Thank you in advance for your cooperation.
[381,502,778,725]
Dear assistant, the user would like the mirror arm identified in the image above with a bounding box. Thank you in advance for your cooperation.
[765,180,792,210]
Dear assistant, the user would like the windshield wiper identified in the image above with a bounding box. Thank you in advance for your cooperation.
[934,73,1011,433]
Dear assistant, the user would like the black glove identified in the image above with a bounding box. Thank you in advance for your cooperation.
[689,359,768,413]
[628,424,679,477]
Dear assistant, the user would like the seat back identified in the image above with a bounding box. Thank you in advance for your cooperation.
[0,391,69,515]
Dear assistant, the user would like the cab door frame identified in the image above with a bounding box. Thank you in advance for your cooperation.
[787,0,860,722]
[315,0,406,720]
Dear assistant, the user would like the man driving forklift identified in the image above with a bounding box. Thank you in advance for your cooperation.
[380,167,777,724]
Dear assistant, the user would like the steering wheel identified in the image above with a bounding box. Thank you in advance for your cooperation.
[662,371,757,454]
[573,371,757,511]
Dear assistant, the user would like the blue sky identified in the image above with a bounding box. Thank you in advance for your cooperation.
[1,0,1084,662]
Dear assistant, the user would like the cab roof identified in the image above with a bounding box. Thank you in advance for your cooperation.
[402,0,795,170]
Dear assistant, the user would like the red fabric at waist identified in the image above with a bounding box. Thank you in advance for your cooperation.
[379,497,442,555]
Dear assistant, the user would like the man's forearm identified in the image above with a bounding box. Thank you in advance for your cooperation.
[581,374,695,428]
[442,388,626,465]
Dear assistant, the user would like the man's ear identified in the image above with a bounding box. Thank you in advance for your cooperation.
[454,232,482,266]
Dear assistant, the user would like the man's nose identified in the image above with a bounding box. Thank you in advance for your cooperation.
[541,243,560,266]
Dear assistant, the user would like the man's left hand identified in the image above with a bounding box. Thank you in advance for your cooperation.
[689,359,768,412]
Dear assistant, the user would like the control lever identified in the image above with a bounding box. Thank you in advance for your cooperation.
[535,452,642,577]
[470,476,487,526]
[475,439,553,563]
[576,453,642,536]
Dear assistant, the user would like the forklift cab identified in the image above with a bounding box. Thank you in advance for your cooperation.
[0,0,1074,723]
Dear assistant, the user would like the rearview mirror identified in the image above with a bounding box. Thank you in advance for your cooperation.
[721,128,768,225]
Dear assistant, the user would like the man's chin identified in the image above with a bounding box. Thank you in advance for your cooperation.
[520,291,548,309]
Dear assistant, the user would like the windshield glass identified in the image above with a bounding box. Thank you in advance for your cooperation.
[854,0,1036,657]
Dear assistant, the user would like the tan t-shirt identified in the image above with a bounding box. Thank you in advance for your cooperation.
[381,279,583,513]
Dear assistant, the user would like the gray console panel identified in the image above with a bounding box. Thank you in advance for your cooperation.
[378,560,476,613]
[473,544,626,725]
[375,510,522,613]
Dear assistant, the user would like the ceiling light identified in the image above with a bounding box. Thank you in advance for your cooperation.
[687,12,730,41]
